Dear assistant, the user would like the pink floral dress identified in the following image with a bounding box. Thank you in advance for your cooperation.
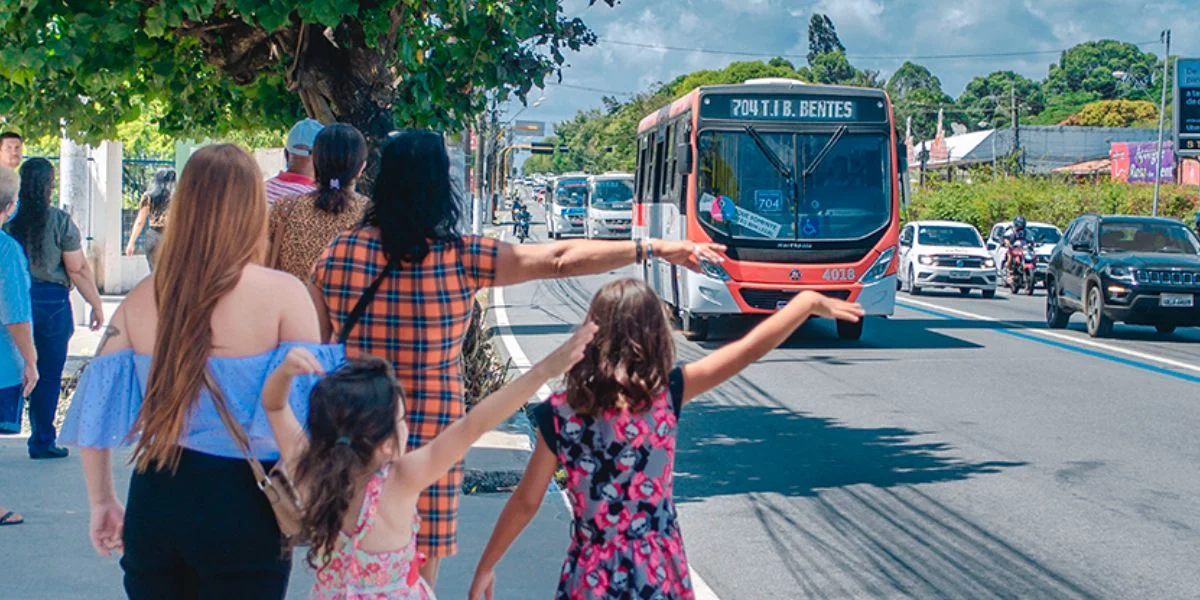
[532,367,694,600]
[310,464,434,600]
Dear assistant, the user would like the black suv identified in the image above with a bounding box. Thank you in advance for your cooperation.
[1045,215,1200,337]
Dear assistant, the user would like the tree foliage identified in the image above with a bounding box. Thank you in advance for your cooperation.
[0,0,612,147]
[1043,40,1159,101]
[806,14,845,64]
[887,62,952,139]
[957,71,1044,129]
[1060,99,1158,128]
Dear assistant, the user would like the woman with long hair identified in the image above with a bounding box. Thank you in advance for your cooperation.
[125,168,175,270]
[267,123,369,281]
[59,144,343,598]
[6,158,104,459]
[310,129,724,585]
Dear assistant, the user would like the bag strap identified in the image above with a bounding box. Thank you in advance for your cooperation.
[205,370,273,487]
[336,254,399,344]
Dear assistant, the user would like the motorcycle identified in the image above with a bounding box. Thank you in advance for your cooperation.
[1006,239,1037,295]
[515,211,531,243]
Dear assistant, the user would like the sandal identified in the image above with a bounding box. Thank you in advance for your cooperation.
[0,510,24,526]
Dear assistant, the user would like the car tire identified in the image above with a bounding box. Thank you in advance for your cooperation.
[1155,324,1177,335]
[1045,279,1070,329]
[982,289,996,299]
[1085,284,1113,338]
[908,266,921,295]
[836,318,864,341]
[959,287,972,296]
[681,311,709,342]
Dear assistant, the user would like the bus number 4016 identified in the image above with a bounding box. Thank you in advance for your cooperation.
[822,268,856,282]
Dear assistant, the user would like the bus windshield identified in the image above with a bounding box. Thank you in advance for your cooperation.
[590,179,634,210]
[554,179,588,207]
[697,130,890,241]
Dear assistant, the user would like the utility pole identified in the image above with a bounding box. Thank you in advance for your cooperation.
[1152,29,1171,216]
[1011,79,1021,173]
[471,113,486,235]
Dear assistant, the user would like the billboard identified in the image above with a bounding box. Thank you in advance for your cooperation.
[1110,142,1175,183]
[1175,58,1200,157]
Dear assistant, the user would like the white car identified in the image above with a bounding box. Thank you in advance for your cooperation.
[985,221,1063,287]
[898,221,998,297]
[585,173,634,239]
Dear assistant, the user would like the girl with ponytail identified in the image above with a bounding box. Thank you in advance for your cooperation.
[261,323,597,599]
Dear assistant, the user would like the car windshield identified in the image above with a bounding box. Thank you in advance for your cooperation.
[918,225,983,248]
[1099,222,1200,254]
[554,179,588,207]
[697,130,890,241]
[590,179,633,210]
[1029,225,1062,244]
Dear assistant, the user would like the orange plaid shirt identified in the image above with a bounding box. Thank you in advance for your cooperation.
[314,227,499,557]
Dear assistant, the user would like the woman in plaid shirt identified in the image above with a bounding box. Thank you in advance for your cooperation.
[311,129,723,586]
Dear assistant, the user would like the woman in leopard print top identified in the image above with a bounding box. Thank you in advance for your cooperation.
[267,123,369,282]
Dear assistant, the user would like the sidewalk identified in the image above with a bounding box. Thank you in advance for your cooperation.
[0,294,571,598]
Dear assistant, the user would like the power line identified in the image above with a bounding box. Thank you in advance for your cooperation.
[547,82,636,96]
[598,37,1162,62]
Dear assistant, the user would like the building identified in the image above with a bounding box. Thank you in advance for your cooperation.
[913,125,1163,175]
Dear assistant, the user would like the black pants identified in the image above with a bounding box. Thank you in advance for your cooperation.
[121,448,291,599]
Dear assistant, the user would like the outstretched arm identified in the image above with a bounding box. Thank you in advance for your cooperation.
[391,323,597,495]
[261,348,325,468]
[679,291,864,405]
[494,239,726,287]
[469,434,559,600]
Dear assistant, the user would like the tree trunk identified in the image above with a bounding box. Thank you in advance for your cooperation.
[289,23,396,194]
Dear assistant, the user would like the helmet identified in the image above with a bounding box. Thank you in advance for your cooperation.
[1014,216,1027,229]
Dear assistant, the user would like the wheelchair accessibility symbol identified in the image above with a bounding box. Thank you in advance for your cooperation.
[800,217,819,237]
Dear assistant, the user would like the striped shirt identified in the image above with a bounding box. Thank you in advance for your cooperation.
[264,171,317,206]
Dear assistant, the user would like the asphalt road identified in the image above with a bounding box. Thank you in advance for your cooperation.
[497,200,1200,599]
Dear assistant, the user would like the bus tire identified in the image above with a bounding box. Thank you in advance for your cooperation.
[836,318,864,341]
[682,311,709,342]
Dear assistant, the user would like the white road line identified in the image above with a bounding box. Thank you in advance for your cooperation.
[490,231,721,600]
[898,297,1200,375]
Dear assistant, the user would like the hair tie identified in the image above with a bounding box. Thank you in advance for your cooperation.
[335,435,351,446]
[330,178,341,190]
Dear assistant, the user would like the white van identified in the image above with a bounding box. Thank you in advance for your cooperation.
[585,173,634,239]
[547,173,589,239]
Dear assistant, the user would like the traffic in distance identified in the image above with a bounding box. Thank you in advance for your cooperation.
[509,78,1200,342]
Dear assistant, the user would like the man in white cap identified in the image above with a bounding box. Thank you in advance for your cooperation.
[265,118,324,205]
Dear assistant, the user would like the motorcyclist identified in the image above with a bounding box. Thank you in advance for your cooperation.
[510,197,526,235]
[1001,216,1034,272]
[514,203,532,240]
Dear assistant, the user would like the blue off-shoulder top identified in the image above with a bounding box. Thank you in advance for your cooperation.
[59,342,345,461]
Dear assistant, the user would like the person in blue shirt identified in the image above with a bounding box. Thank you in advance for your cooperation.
[0,164,35,526]
[59,145,343,596]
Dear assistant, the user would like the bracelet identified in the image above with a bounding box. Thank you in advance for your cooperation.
[635,238,644,263]
[646,239,655,261]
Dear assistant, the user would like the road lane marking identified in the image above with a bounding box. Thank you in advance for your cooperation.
[491,232,722,600]
[898,298,1200,382]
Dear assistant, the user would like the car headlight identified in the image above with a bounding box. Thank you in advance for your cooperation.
[917,255,934,266]
[860,246,897,284]
[698,258,731,281]
[1105,265,1134,281]
[984,258,996,269]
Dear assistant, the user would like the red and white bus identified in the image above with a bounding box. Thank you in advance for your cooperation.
[633,78,906,340]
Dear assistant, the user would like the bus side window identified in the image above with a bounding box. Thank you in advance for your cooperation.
[664,123,676,198]
[652,134,666,204]
[635,137,647,202]
[642,133,658,204]
[675,118,690,215]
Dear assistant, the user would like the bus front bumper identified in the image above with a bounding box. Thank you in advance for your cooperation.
[683,275,896,317]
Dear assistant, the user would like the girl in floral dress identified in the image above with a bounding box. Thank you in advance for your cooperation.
[470,278,863,600]
[261,325,597,599]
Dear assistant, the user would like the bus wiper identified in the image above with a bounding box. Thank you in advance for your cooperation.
[803,125,848,178]
[744,125,793,182]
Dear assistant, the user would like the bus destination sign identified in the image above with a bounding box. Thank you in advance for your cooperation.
[701,94,887,123]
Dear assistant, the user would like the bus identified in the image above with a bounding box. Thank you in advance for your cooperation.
[585,172,635,239]
[633,78,906,341]
[546,172,589,239]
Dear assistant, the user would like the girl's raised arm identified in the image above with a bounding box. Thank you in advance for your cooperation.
[391,323,597,496]
[679,291,863,404]
[262,348,325,467]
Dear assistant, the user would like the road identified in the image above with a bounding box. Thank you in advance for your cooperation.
[497,200,1200,599]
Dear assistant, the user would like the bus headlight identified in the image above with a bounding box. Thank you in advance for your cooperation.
[859,246,896,285]
[699,258,731,282]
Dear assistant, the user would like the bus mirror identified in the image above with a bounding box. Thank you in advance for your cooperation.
[897,140,909,173]
[677,143,693,173]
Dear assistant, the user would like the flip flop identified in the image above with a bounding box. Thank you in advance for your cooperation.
[0,511,24,526]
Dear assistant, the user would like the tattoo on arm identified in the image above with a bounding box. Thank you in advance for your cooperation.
[95,325,121,354]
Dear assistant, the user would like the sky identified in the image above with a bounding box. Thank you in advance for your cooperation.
[501,0,1199,134]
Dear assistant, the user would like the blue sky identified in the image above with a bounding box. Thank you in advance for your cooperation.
[503,0,1199,131]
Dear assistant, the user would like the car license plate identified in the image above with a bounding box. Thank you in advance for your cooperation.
[949,270,970,280]
[1160,293,1195,308]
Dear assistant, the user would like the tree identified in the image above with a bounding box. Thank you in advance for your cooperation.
[1060,99,1158,127]
[807,14,845,64]
[887,62,953,139]
[1043,40,1159,101]
[768,56,795,70]
[957,71,1044,129]
[0,0,613,174]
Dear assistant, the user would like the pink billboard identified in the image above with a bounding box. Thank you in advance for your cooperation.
[1110,142,1176,183]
